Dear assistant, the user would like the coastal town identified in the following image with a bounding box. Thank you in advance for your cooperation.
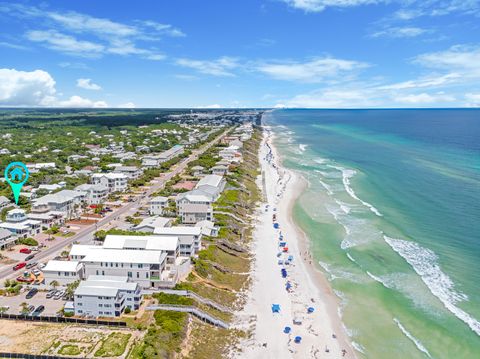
[0,109,265,357]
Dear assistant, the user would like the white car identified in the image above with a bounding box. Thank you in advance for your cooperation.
[38,263,46,269]
[54,290,65,300]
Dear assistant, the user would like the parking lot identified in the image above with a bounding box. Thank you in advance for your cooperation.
[0,288,66,316]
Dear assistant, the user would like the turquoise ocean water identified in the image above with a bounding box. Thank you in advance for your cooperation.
[265,109,480,359]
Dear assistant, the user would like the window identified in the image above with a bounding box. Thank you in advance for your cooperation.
[136,272,139,278]
[127,272,132,278]
[138,264,143,268]
[99,304,103,307]
[96,270,99,275]
[77,310,83,313]
[77,303,82,306]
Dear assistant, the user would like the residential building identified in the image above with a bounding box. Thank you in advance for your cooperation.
[0,228,14,249]
[0,196,10,210]
[27,210,65,229]
[75,184,109,205]
[149,196,168,215]
[69,244,98,261]
[211,165,228,176]
[43,260,84,285]
[133,216,172,232]
[141,145,184,167]
[81,248,168,289]
[91,173,128,193]
[74,275,141,317]
[0,209,41,238]
[153,226,202,256]
[195,174,226,200]
[195,220,219,237]
[32,190,85,219]
[176,191,214,224]
[113,166,143,179]
[191,165,204,177]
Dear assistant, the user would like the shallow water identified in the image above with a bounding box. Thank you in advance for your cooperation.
[266,109,480,359]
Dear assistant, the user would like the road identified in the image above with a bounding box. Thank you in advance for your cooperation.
[0,128,230,282]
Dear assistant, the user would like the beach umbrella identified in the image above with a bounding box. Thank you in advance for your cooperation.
[294,336,302,343]
[288,255,294,261]
[286,282,292,290]
[307,307,315,313]
[271,304,281,313]
[284,326,291,334]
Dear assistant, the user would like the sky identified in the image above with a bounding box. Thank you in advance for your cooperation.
[1,0,480,108]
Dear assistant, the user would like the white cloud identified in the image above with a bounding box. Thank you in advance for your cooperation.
[26,30,105,57]
[283,0,383,12]
[0,68,108,108]
[0,68,56,106]
[282,88,378,108]
[176,57,240,77]
[76,78,101,91]
[371,26,430,38]
[414,45,480,77]
[56,95,108,108]
[118,102,136,108]
[378,73,461,90]
[465,93,480,107]
[257,57,369,83]
[1,3,183,61]
[394,92,456,104]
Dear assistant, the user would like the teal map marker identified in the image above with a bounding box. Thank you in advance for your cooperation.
[4,162,29,205]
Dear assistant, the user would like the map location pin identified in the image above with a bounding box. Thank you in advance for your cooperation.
[4,162,29,205]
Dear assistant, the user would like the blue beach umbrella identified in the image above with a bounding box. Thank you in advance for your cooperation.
[284,326,291,334]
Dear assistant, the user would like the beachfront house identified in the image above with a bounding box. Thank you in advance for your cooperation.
[195,174,226,200]
[175,191,214,224]
[132,216,172,232]
[43,260,85,285]
[153,226,202,256]
[74,275,141,317]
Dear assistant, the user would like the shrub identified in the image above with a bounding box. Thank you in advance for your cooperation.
[18,237,38,246]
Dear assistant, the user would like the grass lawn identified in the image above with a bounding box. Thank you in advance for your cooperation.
[58,344,81,356]
[94,332,131,357]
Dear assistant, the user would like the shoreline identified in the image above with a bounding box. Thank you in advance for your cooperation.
[235,127,355,358]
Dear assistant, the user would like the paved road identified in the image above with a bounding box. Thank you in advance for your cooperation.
[0,128,230,282]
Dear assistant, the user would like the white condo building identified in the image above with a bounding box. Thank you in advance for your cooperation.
[91,173,128,193]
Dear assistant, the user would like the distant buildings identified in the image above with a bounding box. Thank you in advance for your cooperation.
[75,184,109,205]
[149,196,168,215]
[141,145,184,168]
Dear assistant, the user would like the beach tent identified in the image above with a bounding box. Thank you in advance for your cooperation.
[271,304,281,313]
[307,307,315,313]
[293,317,302,325]
[284,326,291,334]
[283,247,289,252]
[273,223,280,229]
[281,269,288,278]
[278,260,284,265]
[288,255,294,261]
[286,282,292,290]
[294,336,302,344]
[279,242,286,247]
[277,252,282,257]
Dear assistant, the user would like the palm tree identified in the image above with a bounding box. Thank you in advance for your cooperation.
[50,280,60,289]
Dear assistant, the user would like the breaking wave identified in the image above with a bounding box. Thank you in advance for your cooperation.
[394,318,432,358]
[385,236,480,336]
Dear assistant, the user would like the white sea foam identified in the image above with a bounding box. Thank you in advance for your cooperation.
[334,199,352,214]
[298,143,307,153]
[346,253,356,262]
[394,318,432,358]
[385,235,480,336]
[366,271,389,287]
[341,168,383,217]
[351,341,366,354]
[314,158,327,164]
[319,180,334,195]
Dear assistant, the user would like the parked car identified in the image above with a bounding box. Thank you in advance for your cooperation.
[16,276,34,283]
[54,290,65,300]
[26,262,37,269]
[46,289,56,299]
[26,288,38,299]
[38,263,46,269]
[28,305,35,313]
[32,269,41,277]
[19,248,31,254]
[25,254,35,261]
[13,262,26,271]
[32,305,45,316]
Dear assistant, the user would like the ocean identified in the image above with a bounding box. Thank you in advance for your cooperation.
[264,109,480,359]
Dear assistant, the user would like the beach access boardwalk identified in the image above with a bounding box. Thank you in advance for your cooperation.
[146,304,229,329]
[144,289,232,313]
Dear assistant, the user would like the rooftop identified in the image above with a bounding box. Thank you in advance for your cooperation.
[43,260,81,273]
[103,235,179,252]
[82,248,167,264]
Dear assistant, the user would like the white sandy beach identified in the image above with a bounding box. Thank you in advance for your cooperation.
[235,129,355,359]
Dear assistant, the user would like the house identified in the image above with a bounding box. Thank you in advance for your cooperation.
[191,165,205,177]
[0,228,15,249]
[43,260,85,285]
[211,165,228,176]
[141,145,184,167]
[32,190,86,219]
[0,209,41,238]
[149,196,168,215]
[69,245,98,261]
[133,216,172,232]
[91,173,128,193]
[195,174,226,200]
[27,210,65,229]
[113,166,143,180]
[103,235,179,267]
[195,220,219,237]
[75,184,109,205]
[81,248,168,289]
[74,275,141,317]
[0,196,10,210]
[153,226,203,256]
[37,183,64,193]
[175,191,214,224]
